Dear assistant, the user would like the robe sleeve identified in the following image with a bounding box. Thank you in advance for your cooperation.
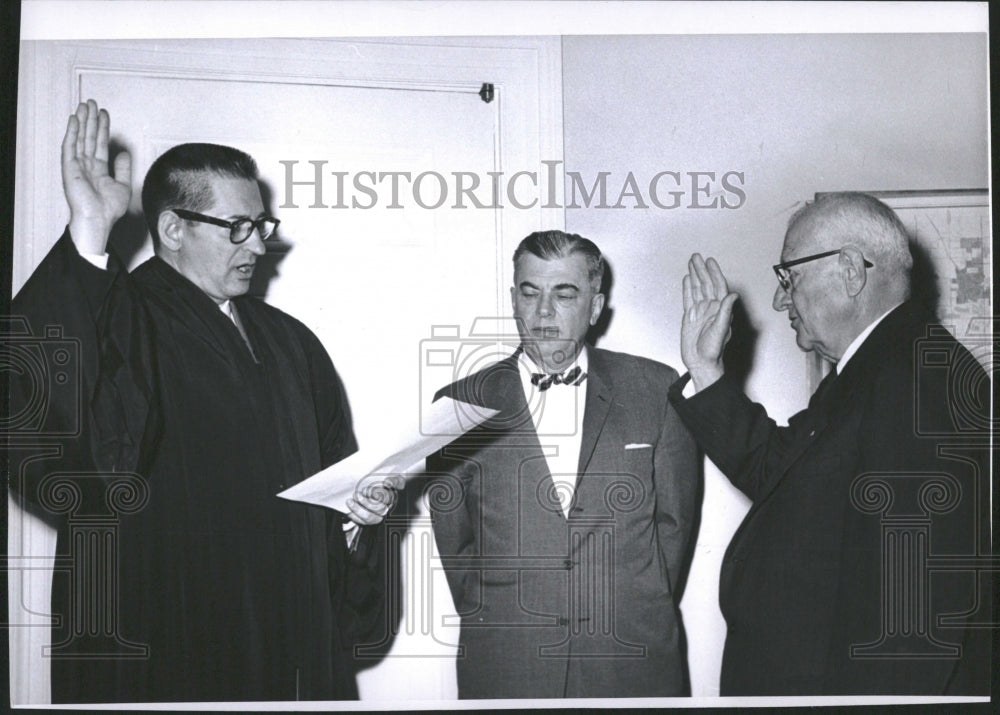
[298,326,390,656]
[8,230,158,512]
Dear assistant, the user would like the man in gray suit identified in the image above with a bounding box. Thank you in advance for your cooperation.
[428,231,699,698]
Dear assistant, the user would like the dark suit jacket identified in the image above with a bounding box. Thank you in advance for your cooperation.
[669,301,991,695]
[427,346,700,699]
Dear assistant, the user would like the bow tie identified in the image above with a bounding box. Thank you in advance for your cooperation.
[531,366,587,391]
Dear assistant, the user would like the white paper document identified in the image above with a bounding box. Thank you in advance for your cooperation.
[277,396,498,513]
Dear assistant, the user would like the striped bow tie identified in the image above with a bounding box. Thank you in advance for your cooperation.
[531,366,587,391]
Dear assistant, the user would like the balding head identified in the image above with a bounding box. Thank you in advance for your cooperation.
[773,192,913,362]
[786,192,913,302]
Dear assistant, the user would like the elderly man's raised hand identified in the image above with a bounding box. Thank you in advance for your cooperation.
[62,100,132,254]
[681,253,738,392]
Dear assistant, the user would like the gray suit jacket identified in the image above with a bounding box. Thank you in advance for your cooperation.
[428,346,699,698]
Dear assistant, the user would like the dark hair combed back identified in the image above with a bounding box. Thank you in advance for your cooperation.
[513,230,605,290]
[141,143,259,242]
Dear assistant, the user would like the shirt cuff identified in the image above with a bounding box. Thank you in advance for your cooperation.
[343,521,361,552]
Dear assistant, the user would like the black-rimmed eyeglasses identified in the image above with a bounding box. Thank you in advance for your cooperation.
[772,249,873,291]
[173,209,280,245]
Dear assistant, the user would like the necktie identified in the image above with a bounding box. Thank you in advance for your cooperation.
[531,366,587,391]
[227,302,258,362]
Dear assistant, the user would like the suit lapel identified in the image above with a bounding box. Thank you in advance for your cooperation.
[754,405,833,503]
[750,303,915,506]
[469,357,564,526]
[577,349,613,477]
[475,356,530,424]
[459,352,613,521]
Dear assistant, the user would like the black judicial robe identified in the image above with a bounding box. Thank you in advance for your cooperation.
[9,231,383,702]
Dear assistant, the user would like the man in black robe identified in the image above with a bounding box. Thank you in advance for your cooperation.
[9,100,398,702]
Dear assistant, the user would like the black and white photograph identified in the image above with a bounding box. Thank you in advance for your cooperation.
[3,1,993,709]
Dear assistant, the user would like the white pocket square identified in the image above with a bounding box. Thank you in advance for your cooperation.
[624,443,652,450]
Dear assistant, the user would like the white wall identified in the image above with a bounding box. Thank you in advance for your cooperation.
[560,33,989,696]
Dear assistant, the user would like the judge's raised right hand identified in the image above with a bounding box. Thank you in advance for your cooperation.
[681,253,738,392]
[62,100,132,255]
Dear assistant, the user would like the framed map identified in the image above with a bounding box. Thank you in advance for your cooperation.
[809,189,991,391]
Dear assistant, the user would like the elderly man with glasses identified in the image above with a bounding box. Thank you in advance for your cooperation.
[667,192,990,696]
[10,101,400,703]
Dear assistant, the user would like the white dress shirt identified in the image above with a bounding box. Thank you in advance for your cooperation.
[516,349,588,517]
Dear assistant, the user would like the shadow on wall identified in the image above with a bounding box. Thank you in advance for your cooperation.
[908,239,941,321]
[587,258,614,346]
[249,179,290,299]
[722,295,758,394]
[107,139,147,267]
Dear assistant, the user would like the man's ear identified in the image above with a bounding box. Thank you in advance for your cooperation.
[839,245,868,297]
[589,292,606,326]
[157,211,184,253]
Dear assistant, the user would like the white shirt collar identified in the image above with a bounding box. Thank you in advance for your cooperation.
[836,303,900,374]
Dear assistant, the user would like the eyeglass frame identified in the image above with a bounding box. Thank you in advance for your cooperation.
[772,248,873,291]
[172,208,280,245]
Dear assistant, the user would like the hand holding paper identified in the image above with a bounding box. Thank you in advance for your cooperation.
[278,396,498,514]
[345,475,405,526]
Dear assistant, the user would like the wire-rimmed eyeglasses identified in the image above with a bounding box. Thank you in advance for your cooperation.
[772,249,873,291]
[173,208,280,245]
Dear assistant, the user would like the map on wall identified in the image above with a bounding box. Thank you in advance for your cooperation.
[877,190,992,369]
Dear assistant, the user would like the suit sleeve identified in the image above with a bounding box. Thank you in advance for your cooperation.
[668,373,806,503]
[653,370,701,593]
[425,440,479,612]
[8,230,157,509]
